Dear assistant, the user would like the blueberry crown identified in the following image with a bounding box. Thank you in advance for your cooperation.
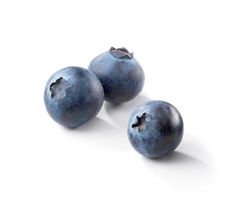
[109,47,133,59]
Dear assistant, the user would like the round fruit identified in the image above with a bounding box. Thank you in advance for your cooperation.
[88,47,145,104]
[44,66,104,128]
[127,100,184,158]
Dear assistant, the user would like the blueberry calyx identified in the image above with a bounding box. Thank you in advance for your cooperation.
[49,77,71,100]
[131,112,146,132]
[109,47,133,59]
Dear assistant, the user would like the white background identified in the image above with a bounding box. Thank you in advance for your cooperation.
[0,0,235,211]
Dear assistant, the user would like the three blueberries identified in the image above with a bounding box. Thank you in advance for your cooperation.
[44,47,184,159]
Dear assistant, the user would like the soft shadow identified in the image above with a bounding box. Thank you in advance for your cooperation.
[142,149,215,189]
[62,117,129,151]
[105,94,150,128]
[179,134,210,160]
[145,151,203,165]
[71,117,114,133]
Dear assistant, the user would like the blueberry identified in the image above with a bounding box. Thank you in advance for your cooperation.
[88,47,145,104]
[127,101,184,158]
[44,66,104,128]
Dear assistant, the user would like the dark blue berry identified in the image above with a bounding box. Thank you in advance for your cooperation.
[89,47,145,104]
[128,101,184,158]
[44,66,104,128]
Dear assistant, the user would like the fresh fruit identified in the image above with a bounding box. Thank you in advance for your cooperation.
[127,100,184,158]
[88,47,145,104]
[44,66,104,128]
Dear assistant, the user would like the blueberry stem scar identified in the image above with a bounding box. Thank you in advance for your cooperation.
[132,112,146,131]
[50,77,63,98]
[49,77,71,100]
[109,47,133,59]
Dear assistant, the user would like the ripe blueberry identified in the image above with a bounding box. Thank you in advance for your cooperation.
[88,47,145,104]
[128,101,184,158]
[44,66,104,128]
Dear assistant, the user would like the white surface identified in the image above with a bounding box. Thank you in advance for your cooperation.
[0,0,235,211]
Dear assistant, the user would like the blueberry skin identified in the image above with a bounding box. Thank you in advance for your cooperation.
[44,66,104,128]
[88,47,145,104]
[128,101,184,158]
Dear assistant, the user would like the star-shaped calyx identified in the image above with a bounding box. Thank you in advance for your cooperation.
[131,112,147,132]
[109,47,133,59]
